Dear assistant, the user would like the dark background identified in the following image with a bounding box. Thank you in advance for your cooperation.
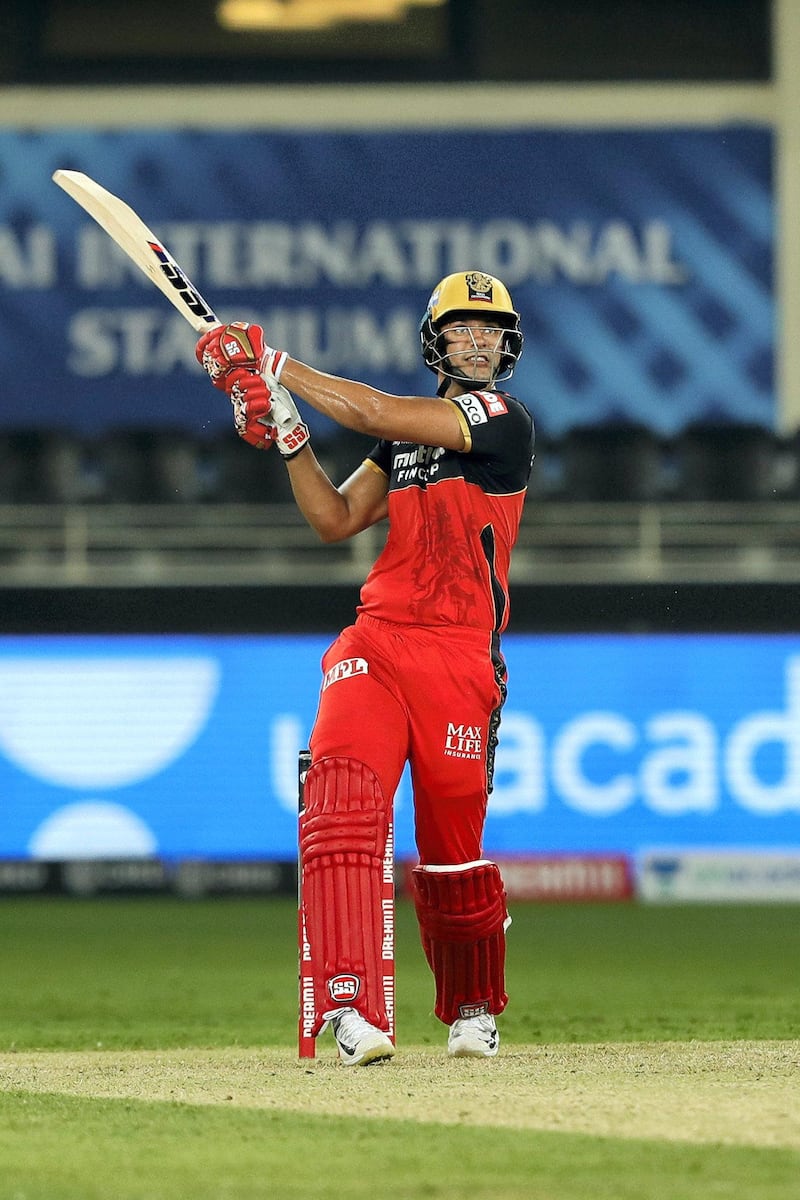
[0,0,771,85]
[2,581,796,635]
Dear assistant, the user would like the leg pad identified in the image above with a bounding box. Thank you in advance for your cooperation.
[300,756,389,1034]
[412,860,509,1025]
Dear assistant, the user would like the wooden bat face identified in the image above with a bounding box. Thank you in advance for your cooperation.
[53,170,219,332]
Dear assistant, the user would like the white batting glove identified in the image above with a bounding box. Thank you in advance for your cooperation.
[262,370,310,460]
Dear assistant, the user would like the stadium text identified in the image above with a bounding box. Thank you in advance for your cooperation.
[0,218,688,292]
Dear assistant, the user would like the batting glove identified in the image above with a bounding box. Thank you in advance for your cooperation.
[262,369,311,460]
[196,322,288,390]
[225,368,278,450]
[225,367,310,459]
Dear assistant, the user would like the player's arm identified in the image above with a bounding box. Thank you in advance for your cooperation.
[196,323,467,452]
[194,336,388,543]
[283,450,388,544]
[228,371,389,543]
[281,359,467,451]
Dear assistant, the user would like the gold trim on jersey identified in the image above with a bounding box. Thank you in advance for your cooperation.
[444,398,473,452]
[362,456,388,478]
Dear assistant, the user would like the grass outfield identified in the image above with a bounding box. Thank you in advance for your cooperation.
[0,897,798,1198]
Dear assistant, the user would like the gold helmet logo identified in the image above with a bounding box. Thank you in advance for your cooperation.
[464,271,494,302]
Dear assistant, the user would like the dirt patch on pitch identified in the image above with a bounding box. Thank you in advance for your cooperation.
[1,1041,798,1149]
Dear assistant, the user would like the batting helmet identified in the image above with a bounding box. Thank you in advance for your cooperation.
[419,270,524,384]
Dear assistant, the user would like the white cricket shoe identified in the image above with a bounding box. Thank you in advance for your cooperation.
[448,1013,500,1058]
[328,1007,395,1067]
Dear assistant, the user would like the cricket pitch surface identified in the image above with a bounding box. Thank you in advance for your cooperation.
[2,1040,798,1149]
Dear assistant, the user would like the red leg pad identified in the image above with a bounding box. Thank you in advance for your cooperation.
[412,861,509,1025]
[300,756,389,1035]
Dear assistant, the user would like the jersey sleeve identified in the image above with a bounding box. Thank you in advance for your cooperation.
[449,391,535,491]
[366,439,392,476]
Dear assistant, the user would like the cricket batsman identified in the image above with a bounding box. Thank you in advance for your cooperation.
[196,270,534,1065]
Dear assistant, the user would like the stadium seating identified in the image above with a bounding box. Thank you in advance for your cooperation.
[670,423,782,502]
[0,430,88,504]
[556,424,669,502]
[0,424,796,506]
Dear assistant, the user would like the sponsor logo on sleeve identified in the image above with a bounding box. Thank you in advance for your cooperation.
[456,392,509,425]
[479,392,509,417]
[455,394,489,426]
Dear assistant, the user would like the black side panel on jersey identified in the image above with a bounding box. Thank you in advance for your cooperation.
[486,634,508,793]
[479,525,507,631]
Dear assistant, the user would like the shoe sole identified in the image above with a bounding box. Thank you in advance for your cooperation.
[357,1044,396,1067]
[340,1041,396,1067]
[448,1038,499,1059]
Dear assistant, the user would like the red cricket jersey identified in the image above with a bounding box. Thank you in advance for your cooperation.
[357,389,534,632]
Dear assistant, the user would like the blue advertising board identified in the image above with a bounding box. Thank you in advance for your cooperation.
[0,632,797,862]
[0,125,773,439]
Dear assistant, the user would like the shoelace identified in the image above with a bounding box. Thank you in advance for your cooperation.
[333,1010,371,1044]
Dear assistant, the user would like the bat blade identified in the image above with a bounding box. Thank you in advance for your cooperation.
[53,169,219,332]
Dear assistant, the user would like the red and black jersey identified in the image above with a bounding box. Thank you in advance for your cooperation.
[357,390,534,632]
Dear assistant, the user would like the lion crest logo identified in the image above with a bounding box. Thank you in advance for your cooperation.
[465,271,493,303]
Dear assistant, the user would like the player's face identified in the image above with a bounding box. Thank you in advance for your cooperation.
[440,318,506,384]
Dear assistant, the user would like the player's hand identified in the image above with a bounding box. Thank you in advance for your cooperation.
[224,367,309,457]
[225,368,278,450]
[196,322,287,389]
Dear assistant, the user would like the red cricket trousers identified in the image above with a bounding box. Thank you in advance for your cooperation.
[309,613,506,865]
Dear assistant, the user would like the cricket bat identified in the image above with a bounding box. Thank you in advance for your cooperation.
[52,169,220,332]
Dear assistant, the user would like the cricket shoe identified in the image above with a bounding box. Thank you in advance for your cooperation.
[328,1008,395,1067]
[448,1013,500,1058]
